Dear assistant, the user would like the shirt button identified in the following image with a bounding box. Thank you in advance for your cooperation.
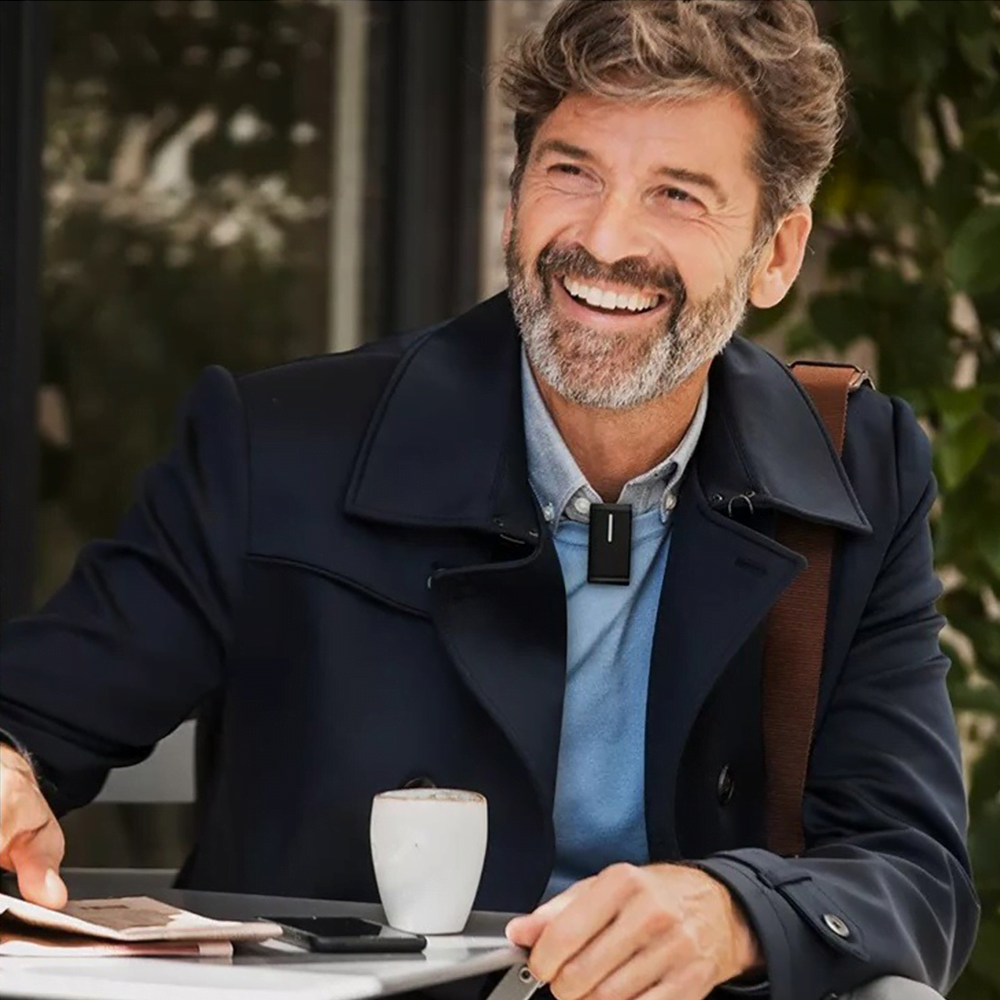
[542,503,555,523]
[822,914,851,939]
[573,496,591,516]
[662,492,677,512]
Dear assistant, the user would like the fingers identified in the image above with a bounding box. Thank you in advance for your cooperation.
[627,963,708,1000]
[10,826,68,909]
[507,878,595,948]
[1,746,68,908]
[548,896,676,1000]
[529,865,642,983]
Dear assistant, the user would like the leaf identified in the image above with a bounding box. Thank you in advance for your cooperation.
[742,289,798,339]
[969,802,1000,887]
[954,1,1000,78]
[956,31,999,80]
[931,154,983,238]
[966,117,1000,174]
[947,206,1000,295]
[932,387,987,432]
[936,417,994,490]
[970,742,1000,814]
[825,232,874,275]
[982,521,1000,582]
[969,915,1000,992]
[950,683,1000,716]
[890,0,921,22]
[783,319,820,356]
[807,292,871,350]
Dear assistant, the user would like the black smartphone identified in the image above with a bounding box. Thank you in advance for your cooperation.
[261,915,427,953]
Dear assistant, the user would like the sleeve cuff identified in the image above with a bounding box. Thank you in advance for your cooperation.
[0,727,34,766]
[0,728,52,797]
[689,855,794,1000]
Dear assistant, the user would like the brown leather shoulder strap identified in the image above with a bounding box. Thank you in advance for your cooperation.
[763,361,870,857]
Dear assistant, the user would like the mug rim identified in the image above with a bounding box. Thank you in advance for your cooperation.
[373,788,486,803]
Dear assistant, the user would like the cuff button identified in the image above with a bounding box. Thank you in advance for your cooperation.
[822,913,851,938]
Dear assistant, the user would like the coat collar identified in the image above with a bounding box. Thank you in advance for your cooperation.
[344,292,872,537]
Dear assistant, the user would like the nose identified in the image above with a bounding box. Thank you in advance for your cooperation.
[578,191,655,268]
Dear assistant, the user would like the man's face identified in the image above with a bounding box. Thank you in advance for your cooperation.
[506,91,769,409]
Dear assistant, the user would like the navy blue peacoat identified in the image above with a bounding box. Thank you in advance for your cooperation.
[0,293,979,999]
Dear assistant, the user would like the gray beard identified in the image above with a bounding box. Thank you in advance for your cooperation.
[507,233,759,410]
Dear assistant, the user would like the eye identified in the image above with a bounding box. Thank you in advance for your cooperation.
[656,186,705,217]
[546,162,599,193]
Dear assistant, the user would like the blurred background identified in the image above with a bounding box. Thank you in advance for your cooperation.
[0,1,997,995]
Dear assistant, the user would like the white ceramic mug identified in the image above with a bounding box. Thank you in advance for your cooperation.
[370,788,488,934]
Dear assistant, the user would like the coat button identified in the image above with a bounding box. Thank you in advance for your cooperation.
[716,764,735,805]
[403,776,437,790]
[822,913,851,938]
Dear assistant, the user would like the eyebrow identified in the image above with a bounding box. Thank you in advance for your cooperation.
[653,166,727,207]
[533,139,727,207]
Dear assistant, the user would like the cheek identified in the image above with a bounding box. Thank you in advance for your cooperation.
[518,188,594,246]
[657,224,737,298]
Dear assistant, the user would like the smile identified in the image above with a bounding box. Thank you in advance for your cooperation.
[560,276,663,315]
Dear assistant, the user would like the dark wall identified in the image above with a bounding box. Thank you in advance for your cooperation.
[0,0,47,623]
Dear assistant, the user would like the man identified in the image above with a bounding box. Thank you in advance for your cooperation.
[0,2,979,999]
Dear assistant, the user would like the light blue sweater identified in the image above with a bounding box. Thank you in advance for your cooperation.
[519,351,707,901]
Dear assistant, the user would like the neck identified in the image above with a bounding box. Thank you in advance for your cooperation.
[534,362,710,502]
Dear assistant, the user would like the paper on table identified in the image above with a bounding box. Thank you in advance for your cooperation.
[0,928,233,958]
[0,893,281,943]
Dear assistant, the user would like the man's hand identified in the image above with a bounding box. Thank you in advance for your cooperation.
[0,743,68,908]
[505,863,762,1000]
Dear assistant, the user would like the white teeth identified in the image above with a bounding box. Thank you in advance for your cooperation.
[561,276,658,313]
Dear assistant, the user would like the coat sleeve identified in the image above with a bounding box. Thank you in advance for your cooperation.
[0,366,248,815]
[696,398,979,1000]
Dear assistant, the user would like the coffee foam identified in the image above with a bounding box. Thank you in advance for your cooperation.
[376,789,485,804]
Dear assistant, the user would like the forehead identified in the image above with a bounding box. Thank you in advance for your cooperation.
[532,91,759,196]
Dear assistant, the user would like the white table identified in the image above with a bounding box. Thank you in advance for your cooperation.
[0,871,946,1000]
[0,871,541,1000]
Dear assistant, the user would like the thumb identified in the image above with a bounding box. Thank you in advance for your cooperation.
[506,879,592,947]
[505,910,547,948]
[10,834,68,909]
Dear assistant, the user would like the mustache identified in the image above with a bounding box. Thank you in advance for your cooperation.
[535,241,687,307]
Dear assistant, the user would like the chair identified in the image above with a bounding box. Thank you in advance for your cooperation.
[94,719,196,804]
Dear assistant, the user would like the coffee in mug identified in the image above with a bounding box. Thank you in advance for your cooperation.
[370,788,488,934]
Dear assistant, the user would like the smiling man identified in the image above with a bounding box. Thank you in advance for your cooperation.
[0,3,978,1000]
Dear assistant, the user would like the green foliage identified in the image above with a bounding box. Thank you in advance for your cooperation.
[753,2,1000,994]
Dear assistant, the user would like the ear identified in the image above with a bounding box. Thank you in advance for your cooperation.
[749,206,812,309]
[502,203,514,250]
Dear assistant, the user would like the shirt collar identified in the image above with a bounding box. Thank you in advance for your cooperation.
[521,348,709,525]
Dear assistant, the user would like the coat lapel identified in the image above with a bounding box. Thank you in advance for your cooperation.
[645,339,873,860]
[429,537,567,898]
[644,481,803,860]
[345,294,565,886]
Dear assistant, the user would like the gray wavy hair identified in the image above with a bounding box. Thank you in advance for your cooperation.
[499,0,847,235]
